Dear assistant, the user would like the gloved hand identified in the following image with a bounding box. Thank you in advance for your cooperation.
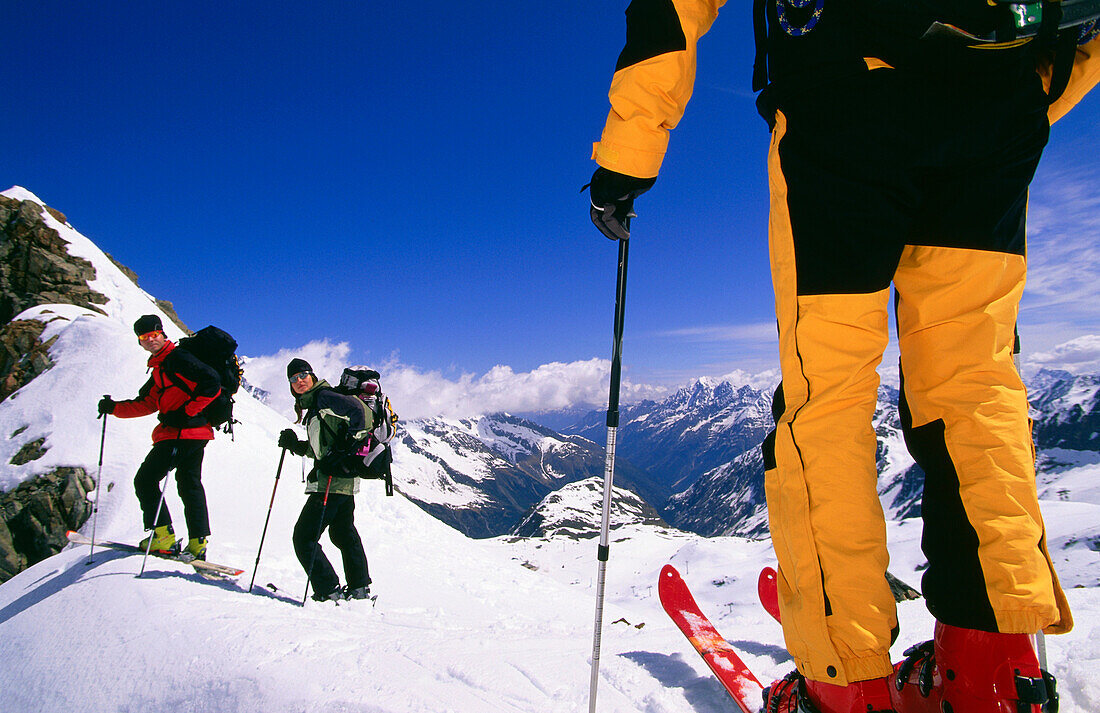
[585,166,656,241]
[97,396,115,416]
[278,429,300,451]
[318,449,349,477]
[157,409,193,428]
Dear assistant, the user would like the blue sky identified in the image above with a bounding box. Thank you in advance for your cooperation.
[4,2,1099,414]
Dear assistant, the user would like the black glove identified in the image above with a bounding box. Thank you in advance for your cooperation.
[586,167,656,241]
[318,450,349,477]
[97,396,115,416]
[158,409,194,428]
[278,429,300,451]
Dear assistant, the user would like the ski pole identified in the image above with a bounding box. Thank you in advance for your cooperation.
[589,236,630,713]
[87,404,108,564]
[1013,327,1050,671]
[249,448,287,593]
[139,439,180,578]
[301,473,334,606]
[138,470,172,577]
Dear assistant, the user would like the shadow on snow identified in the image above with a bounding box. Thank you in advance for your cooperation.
[620,650,733,712]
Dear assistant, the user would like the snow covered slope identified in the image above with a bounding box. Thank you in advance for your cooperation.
[2,187,1098,712]
[4,512,1100,712]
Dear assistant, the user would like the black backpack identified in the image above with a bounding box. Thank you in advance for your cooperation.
[169,326,243,434]
[334,366,398,496]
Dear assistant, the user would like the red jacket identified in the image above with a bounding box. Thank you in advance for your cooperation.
[113,341,221,442]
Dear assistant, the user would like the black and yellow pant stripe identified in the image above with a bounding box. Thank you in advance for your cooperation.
[761,59,1071,686]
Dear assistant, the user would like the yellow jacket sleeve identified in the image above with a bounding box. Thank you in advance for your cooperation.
[592,0,727,179]
[1042,35,1100,124]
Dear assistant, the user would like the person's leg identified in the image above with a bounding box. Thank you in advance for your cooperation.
[327,496,370,590]
[134,442,174,530]
[895,246,1068,636]
[763,67,912,689]
[890,59,1069,713]
[172,440,210,539]
[292,494,340,597]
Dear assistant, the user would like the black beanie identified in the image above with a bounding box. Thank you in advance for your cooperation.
[287,358,314,379]
[134,314,163,335]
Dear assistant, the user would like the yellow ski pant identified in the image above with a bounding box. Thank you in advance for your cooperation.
[761,66,1072,686]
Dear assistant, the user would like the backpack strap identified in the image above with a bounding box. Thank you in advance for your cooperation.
[160,352,198,404]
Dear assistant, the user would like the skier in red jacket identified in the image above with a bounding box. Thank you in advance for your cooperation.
[98,315,221,560]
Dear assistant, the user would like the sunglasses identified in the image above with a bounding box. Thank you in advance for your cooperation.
[289,372,313,383]
[137,331,163,342]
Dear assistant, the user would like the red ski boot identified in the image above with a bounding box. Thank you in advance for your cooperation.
[763,670,897,713]
[890,640,942,713]
[890,622,1057,713]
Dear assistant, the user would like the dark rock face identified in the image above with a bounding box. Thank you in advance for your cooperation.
[0,319,57,401]
[0,193,116,582]
[0,467,96,582]
[0,195,108,324]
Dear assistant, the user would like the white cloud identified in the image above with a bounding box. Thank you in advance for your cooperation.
[241,339,352,419]
[716,367,781,392]
[242,343,669,420]
[1025,334,1100,375]
[654,321,777,343]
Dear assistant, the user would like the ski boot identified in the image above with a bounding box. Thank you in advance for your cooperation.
[311,585,343,603]
[344,585,372,600]
[183,536,207,562]
[138,524,178,555]
[891,622,1057,713]
[763,670,896,713]
[890,640,942,713]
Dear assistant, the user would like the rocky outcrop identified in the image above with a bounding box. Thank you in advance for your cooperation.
[0,318,57,401]
[0,193,115,581]
[0,195,108,324]
[0,467,96,582]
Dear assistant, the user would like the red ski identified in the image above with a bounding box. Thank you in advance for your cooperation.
[658,564,765,713]
[758,566,781,623]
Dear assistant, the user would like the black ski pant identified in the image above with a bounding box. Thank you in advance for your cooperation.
[293,492,370,596]
[133,439,210,538]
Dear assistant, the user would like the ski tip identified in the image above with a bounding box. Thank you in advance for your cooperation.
[758,566,782,624]
[660,564,681,579]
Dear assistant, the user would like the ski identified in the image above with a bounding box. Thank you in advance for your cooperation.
[759,566,781,623]
[266,582,377,606]
[66,531,244,577]
[658,564,765,713]
[757,566,921,624]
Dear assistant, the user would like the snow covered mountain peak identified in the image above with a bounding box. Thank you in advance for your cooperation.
[511,476,669,539]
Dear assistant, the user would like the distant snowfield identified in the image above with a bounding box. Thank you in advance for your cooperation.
[1,187,1098,712]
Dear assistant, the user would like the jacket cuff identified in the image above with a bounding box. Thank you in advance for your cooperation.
[591,138,664,180]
